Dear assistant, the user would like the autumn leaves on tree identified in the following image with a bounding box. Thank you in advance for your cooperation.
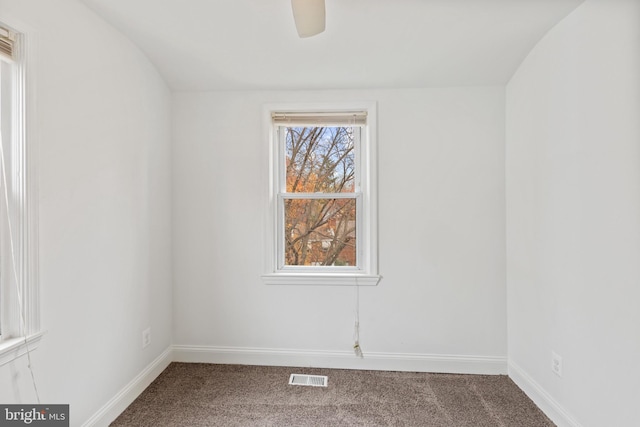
[284,126,357,266]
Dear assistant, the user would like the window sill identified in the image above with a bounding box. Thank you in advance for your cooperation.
[0,331,45,367]
[261,273,381,286]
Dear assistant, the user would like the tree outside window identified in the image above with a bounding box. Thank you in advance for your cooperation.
[284,126,357,267]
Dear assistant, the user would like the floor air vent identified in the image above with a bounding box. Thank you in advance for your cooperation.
[288,374,328,387]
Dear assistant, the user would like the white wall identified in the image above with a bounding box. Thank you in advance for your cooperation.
[172,87,506,370]
[0,0,172,425]
[506,1,640,426]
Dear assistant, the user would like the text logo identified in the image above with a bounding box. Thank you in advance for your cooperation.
[0,405,69,426]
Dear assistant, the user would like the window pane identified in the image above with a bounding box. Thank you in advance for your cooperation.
[285,198,356,266]
[285,126,355,193]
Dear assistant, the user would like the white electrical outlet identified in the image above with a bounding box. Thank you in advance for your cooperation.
[142,327,151,349]
[551,351,562,377]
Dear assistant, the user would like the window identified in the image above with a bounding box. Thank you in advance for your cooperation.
[0,23,41,365]
[262,103,380,286]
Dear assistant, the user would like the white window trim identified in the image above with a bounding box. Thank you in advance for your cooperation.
[261,102,380,286]
[0,332,44,367]
[0,21,42,364]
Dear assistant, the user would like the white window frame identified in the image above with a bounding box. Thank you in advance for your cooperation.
[0,22,42,366]
[261,102,380,286]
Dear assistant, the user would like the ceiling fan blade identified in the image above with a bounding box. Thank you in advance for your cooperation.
[291,0,326,38]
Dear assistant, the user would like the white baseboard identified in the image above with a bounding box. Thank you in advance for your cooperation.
[82,347,172,427]
[172,345,507,375]
[508,361,582,427]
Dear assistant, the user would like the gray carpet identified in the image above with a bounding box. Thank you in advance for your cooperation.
[111,363,555,426]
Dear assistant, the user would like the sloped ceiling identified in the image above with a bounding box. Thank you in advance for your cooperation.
[79,0,583,91]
